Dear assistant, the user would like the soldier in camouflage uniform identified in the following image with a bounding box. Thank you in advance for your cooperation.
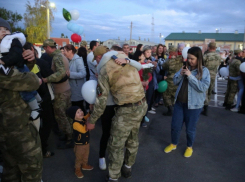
[162,46,183,116]
[223,50,242,110]
[87,53,147,182]
[202,42,221,115]
[42,39,73,148]
[0,68,43,181]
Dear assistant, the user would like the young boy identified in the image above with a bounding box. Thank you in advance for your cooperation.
[0,18,42,121]
[66,106,93,178]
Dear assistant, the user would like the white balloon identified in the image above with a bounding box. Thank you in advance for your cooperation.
[219,67,229,77]
[240,62,245,73]
[81,80,97,104]
[70,10,80,21]
[182,47,190,59]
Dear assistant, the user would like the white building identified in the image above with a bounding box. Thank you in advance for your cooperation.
[103,38,157,51]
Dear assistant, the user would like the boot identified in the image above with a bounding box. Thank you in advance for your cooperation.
[201,105,208,116]
[75,168,84,178]
[225,104,232,110]
[163,106,172,116]
[222,102,227,107]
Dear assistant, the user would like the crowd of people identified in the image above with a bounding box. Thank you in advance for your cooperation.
[0,16,245,182]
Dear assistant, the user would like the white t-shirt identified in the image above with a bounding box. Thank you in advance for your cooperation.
[87,51,98,81]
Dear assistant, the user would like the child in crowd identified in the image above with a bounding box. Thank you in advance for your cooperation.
[66,106,93,179]
[0,18,42,121]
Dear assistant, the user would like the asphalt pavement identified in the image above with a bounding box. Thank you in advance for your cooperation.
[42,79,245,182]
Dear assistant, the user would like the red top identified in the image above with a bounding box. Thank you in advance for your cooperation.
[138,63,152,90]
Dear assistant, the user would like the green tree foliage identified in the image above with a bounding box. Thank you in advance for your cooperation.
[0,7,26,33]
[61,33,64,38]
[24,0,55,43]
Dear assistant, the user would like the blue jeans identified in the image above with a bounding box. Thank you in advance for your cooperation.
[236,78,244,109]
[171,101,202,147]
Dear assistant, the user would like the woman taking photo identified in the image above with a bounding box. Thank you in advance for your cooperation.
[64,44,87,112]
[164,47,210,158]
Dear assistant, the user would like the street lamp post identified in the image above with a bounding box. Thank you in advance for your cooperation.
[42,1,55,39]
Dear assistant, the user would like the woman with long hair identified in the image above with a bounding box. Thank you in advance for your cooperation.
[64,44,87,113]
[164,47,210,158]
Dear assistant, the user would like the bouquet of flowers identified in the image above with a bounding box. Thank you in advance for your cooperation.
[142,63,154,81]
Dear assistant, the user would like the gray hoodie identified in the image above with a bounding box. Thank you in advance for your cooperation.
[68,54,86,101]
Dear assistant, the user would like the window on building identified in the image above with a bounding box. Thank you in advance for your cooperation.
[108,42,110,44]
[168,43,172,46]
[62,42,67,46]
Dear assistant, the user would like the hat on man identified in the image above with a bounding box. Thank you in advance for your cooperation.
[0,18,12,33]
[66,106,80,120]
[208,42,216,49]
[234,49,242,55]
[168,46,177,52]
[43,39,57,47]
[92,46,107,62]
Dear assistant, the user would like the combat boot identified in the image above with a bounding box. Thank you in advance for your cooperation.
[163,106,172,116]
[201,105,208,116]
[121,165,132,178]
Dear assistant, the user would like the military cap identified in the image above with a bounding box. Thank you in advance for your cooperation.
[43,39,57,47]
[234,49,242,54]
[168,46,177,52]
[92,46,107,62]
[80,40,87,47]
[208,42,216,48]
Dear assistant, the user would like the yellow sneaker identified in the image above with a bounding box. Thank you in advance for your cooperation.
[164,144,177,153]
[184,147,193,158]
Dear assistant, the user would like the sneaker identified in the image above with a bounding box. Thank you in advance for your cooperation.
[184,147,193,158]
[141,122,147,127]
[230,108,239,112]
[106,175,118,182]
[151,107,156,111]
[144,116,149,122]
[148,110,156,114]
[82,164,94,170]
[99,158,106,170]
[75,168,84,178]
[164,144,177,153]
[121,165,132,178]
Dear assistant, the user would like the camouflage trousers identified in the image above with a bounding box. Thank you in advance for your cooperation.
[107,101,147,179]
[0,107,43,182]
[204,76,215,105]
[53,89,73,140]
[224,79,238,105]
[163,84,177,107]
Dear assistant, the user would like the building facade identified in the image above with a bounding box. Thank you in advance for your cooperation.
[165,32,244,52]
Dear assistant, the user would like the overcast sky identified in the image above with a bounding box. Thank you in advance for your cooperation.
[1,0,245,43]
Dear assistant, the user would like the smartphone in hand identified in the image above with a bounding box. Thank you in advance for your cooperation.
[183,61,187,69]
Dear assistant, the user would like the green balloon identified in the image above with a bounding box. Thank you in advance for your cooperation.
[157,80,168,93]
[63,8,71,21]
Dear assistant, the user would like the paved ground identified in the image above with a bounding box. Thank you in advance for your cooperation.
[1,78,245,182]
[41,78,245,182]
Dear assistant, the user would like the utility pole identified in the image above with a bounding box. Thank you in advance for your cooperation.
[151,15,154,43]
[46,1,50,39]
[159,33,161,43]
[130,21,133,43]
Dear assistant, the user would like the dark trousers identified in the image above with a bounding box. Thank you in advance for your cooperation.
[39,101,55,154]
[72,100,87,114]
[99,105,116,158]
[146,80,155,114]
[171,101,202,147]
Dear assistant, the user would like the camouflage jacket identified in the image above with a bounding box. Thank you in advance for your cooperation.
[46,49,66,82]
[203,52,221,77]
[0,69,40,124]
[162,55,183,85]
[89,54,145,124]
[229,59,241,77]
